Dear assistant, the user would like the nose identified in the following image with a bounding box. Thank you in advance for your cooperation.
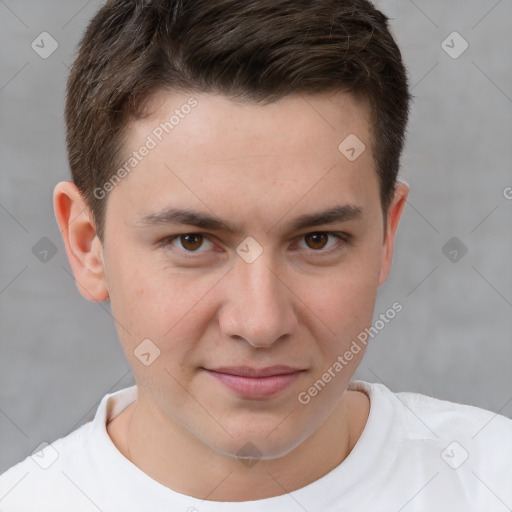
[218,254,297,348]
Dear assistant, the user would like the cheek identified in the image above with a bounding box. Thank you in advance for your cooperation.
[107,262,206,387]
[105,252,169,343]
[108,256,220,348]
[306,282,378,360]
[294,259,381,384]
[306,252,381,330]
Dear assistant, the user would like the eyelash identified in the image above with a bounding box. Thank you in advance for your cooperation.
[157,231,351,258]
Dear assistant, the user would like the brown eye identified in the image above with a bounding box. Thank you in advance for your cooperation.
[179,233,204,251]
[160,232,216,256]
[295,232,349,255]
[304,232,329,250]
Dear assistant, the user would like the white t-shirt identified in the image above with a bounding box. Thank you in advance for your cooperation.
[1,380,510,512]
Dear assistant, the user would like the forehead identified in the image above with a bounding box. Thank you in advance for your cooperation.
[132,89,372,159]
[107,90,379,230]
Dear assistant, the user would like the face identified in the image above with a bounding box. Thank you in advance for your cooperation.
[84,91,406,459]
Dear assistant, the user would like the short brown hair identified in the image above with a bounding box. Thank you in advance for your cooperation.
[65,0,412,241]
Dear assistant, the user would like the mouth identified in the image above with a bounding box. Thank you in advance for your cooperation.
[202,365,305,399]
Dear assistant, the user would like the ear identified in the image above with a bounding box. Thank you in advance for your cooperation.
[378,181,409,286]
[53,181,109,302]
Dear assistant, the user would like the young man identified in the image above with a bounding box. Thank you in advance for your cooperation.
[1,0,510,510]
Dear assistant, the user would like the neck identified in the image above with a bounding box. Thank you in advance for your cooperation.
[108,388,369,501]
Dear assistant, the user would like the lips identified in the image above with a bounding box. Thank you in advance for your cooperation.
[203,365,304,398]
[207,365,302,378]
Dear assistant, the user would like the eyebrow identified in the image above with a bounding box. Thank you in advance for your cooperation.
[135,204,363,234]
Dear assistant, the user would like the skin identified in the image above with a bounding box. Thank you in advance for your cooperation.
[54,90,408,501]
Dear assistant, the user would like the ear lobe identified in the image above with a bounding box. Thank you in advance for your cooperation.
[53,181,109,302]
[378,181,409,286]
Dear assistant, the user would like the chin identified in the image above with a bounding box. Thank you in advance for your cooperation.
[206,422,309,463]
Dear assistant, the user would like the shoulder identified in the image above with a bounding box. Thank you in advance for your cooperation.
[352,379,512,441]
[392,385,512,441]
[352,380,512,505]
[0,423,93,511]
[343,381,512,509]
[0,385,137,511]
[351,380,512,465]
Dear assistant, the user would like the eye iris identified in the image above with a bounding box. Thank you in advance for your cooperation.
[181,234,203,251]
[305,233,328,250]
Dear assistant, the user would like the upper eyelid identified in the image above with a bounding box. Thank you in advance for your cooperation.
[293,232,350,251]
[163,231,348,252]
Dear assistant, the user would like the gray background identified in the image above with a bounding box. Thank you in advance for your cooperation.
[1,0,511,474]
